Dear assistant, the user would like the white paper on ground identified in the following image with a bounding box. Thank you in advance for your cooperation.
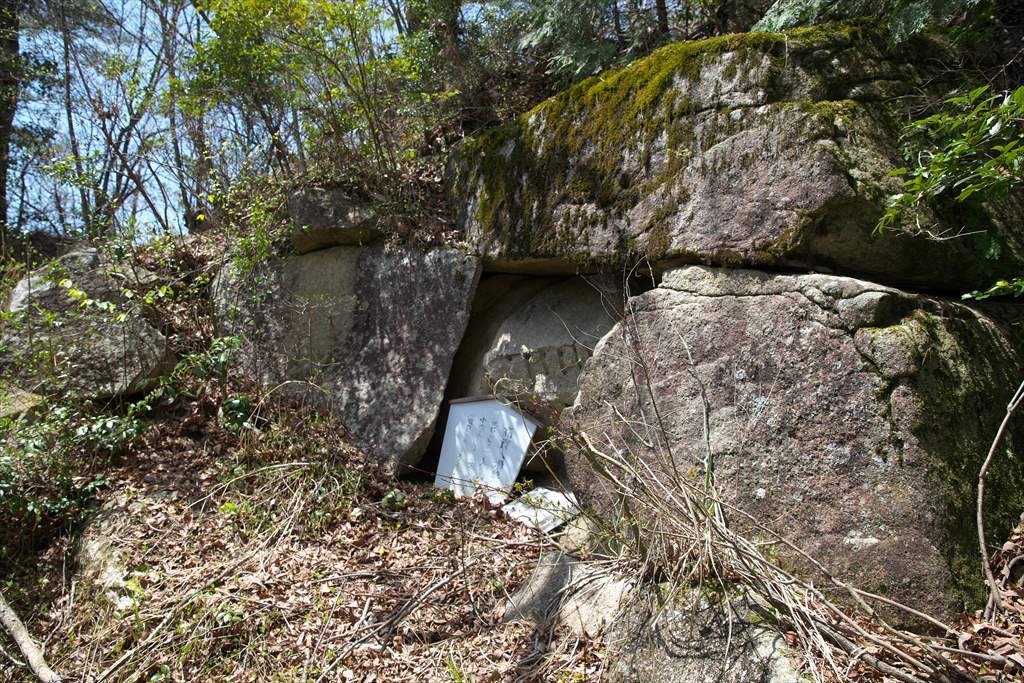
[502,487,579,533]
[434,397,539,504]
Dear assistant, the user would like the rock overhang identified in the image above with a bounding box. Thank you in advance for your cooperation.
[447,23,1023,291]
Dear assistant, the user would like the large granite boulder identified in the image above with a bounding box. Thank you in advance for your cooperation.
[447,24,1023,291]
[213,244,480,470]
[566,265,1024,620]
[1,249,169,398]
[448,277,620,408]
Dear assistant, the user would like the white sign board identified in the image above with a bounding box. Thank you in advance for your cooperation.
[501,487,579,533]
[434,398,539,504]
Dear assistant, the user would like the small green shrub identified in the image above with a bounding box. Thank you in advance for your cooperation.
[878,85,1024,299]
[219,395,254,433]
[0,403,139,548]
[0,335,243,553]
[381,489,407,512]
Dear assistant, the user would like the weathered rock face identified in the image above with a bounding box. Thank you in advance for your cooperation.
[504,550,800,682]
[566,265,1024,619]
[1,250,169,398]
[448,277,620,408]
[0,387,43,421]
[287,186,381,254]
[447,25,1023,291]
[214,244,480,470]
[608,591,801,683]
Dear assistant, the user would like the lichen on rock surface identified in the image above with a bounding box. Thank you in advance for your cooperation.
[566,265,1024,621]
[447,23,1023,291]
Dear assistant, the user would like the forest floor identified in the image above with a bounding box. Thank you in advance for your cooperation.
[5,404,1024,683]
[0,398,606,682]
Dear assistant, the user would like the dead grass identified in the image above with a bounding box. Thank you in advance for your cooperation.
[0,401,605,682]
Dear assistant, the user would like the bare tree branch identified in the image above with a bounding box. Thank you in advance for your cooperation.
[0,589,61,683]
[978,376,1024,619]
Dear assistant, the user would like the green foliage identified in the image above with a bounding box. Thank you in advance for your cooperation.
[380,488,407,512]
[877,85,1024,298]
[446,656,472,683]
[191,0,420,178]
[515,0,712,84]
[881,85,1024,227]
[220,395,254,433]
[183,336,243,383]
[0,334,241,549]
[135,335,242,415]
[231,199,288,271]
[398,0,546,134]
[964,278,1024,300]
[0,403,135,541]
[754,0,987,43]
[518,0,624,81]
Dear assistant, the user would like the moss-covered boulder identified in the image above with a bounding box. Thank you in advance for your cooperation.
[447,24,1023,291]
[565,265,1024,621]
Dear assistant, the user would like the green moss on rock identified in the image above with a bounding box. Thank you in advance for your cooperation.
[454,22,870,266]
[859,310,1024,611]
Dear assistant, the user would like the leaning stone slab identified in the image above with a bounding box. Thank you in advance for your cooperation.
[503,551,631,638]
[213,244,480,470]
[1,249,169,398]
[566,265,1024,622]
[448,24,1023,291]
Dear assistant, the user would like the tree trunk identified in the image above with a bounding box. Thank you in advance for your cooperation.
[59,5,90,233]
[611,1,624,48]
[0,0,20,259]
[655,0,669,36]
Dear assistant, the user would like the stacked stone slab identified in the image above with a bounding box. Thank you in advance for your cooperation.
[204,21,1024,628]
[447,22,1024,625]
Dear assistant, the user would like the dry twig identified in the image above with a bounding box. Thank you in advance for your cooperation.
[978,377,1024,619]
[0,590,62,683]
